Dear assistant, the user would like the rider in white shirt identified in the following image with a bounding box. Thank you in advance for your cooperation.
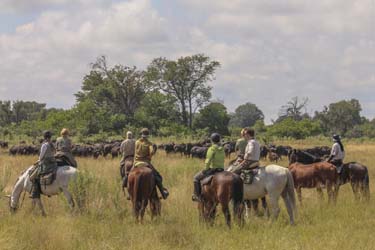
[327,134,345,173]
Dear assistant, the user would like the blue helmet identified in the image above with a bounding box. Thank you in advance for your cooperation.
[210,133,221,143]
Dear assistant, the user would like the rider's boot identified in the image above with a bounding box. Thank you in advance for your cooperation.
[29,179,41,199]
[155,178,169,199]
[192,181,202,202]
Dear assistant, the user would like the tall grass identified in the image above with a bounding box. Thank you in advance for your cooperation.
[0,142,374,250]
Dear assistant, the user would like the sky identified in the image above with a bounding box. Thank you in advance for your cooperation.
[0,0,374,123]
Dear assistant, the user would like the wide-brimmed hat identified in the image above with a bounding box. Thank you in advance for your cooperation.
[140,128,150,137]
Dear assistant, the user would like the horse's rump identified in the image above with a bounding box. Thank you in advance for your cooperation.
[128,166,155,203]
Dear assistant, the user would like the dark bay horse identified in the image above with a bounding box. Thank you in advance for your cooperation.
[199,171,244,228]
[127,166,160,222]
[341,162,370,201]
[289,149,370,201]
[289,162,339,204]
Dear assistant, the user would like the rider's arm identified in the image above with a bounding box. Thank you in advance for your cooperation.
[244,141,254,161]
[39,143,48,161]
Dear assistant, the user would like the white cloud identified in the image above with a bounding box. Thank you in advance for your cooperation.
[0,0,374,121]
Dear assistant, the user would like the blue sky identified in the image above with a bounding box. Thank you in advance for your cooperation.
[0,0,374,122]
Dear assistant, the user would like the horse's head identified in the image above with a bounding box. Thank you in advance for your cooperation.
[288,149,298,165]
[4,194,17,213]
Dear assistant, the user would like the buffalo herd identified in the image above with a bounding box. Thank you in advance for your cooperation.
[1,139,332,163]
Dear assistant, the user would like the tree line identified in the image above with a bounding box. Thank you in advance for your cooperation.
[1,54,374,141]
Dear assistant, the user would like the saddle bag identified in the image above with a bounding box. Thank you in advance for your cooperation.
[40,170,56,186]
[240,170,253,184]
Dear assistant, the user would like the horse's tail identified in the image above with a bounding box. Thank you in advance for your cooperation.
[364,168,370,201]
[286,170,296,213]
[232,176,244,217]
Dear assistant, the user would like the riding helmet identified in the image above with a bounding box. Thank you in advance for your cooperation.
[140,128,150,137]
[210,133,221,143]
[43,130,52,139]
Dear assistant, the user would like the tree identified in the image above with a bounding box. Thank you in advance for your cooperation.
[229,102,264,127]
[267,117,322,139]
[276,97,309,122]
[76,56,147,120]
[314,99,363,136]
[11,101,46,124]
[0,101,12,126]
[146,54,220,128]
[193,102,230,135]
[134,91,180,132]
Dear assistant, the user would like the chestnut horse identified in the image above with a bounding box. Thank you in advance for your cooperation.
[127,166,161,222]
[199,171,244,228]
[289,149,370,201]
[289,162,339,204]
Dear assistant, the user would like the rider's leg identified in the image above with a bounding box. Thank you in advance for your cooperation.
[192,170,205,201]
[150,167,169,199]
[30,179,41,199]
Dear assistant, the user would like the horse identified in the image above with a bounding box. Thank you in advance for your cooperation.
[7,165,77,216]
[288,162,339,204]
[289,149,369,201]
[226,164,296,225]
[199,171,244,228]
[127,166,161,222]
[341,162,370,201]
[227,158,268,217]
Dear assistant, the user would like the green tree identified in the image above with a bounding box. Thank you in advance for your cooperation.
[134,91,180,132]
[11,101,47,124]
[76,56,147,120]
[229,102,264,127]
[314,99,363,136]
[0,101,12,126]
[267,118,322,139]
[193,102,230,135]
[146,54,220,128]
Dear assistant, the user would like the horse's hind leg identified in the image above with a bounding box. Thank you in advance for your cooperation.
[221,203,231,228]
[281,192,294,225]
[351,182,360,201]
[317,186,324,201]
[62,188,75,210]
[261,197,269,217]
[268,194,280,221]
[297,187,303,205]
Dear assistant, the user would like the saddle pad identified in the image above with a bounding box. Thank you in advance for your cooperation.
[40,168,59,186]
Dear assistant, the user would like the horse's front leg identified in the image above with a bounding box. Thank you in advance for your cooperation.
[32,198,46,217]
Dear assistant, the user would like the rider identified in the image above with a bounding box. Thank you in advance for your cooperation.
[192,133,225,202]
[30,130,57,199]
[133,128,169,199]
[55,128,77,168]
[235,128,248,159]
[327,134,345,173]
[232,128,260,180]
[120,131,136,189]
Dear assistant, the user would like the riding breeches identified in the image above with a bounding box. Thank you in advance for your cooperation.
[232,160,259,175]
[193,168,224,183]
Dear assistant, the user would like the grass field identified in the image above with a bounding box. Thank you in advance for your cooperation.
[0,141,374,250]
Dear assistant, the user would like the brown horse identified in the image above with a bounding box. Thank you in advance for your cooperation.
[127,166,161,222]
[289,162,339,204]
[120,156,134,179]
[199,171,244,228]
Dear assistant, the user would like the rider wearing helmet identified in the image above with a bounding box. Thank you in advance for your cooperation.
[30,130,57,199]
[327,134,345,173]
[192,133,225,202]
[133,128,169,199]
[55,128,77,168]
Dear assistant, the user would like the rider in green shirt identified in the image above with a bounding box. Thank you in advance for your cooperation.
[192,133,225,202]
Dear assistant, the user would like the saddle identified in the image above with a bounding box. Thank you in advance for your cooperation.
[201,168,224,186]
[40,168,58,186]
[240,167,259,184]
[55,155,72,167]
